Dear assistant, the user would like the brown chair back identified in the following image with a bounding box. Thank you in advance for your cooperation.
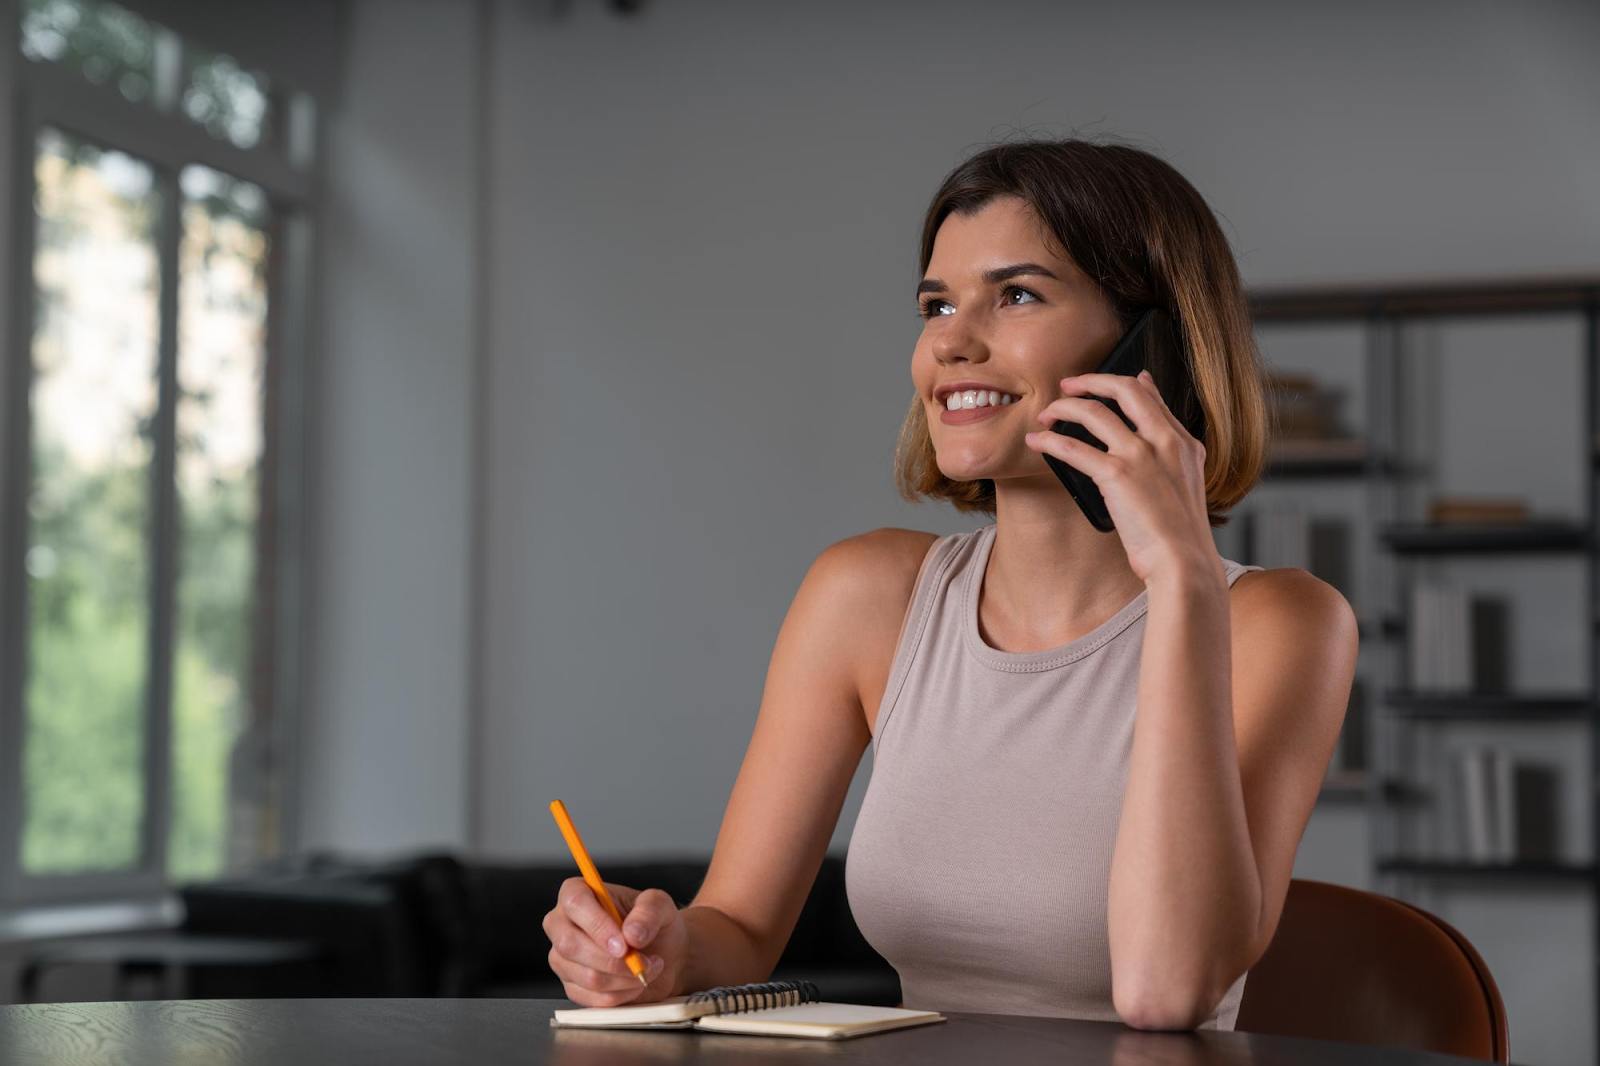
[1234,878,1508,1062]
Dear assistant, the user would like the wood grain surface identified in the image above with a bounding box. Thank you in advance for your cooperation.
[0,998,1500,1066]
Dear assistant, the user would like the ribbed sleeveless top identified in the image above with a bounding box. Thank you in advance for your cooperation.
[845,523,1264,1030]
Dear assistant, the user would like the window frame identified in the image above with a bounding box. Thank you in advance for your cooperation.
[0,4,316,905]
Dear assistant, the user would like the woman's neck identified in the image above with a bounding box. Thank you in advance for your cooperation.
[980,482,1147,649]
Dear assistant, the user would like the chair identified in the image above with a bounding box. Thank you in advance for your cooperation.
[1234,878,1509,1062]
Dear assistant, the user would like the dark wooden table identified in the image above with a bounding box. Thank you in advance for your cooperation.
[0,998,1497,1065]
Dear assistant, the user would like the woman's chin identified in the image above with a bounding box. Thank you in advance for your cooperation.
[937,461,983,481]
[938,462,1007,484]
[937,451,1023,483]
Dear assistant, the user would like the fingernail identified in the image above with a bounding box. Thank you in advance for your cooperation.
[624,923,648,944]
[649,955,664,974]
[608,936,626,957]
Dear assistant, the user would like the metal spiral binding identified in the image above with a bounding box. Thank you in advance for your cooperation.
[686,979,820,1015]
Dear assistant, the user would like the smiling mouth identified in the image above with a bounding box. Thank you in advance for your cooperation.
[938,389,1021,409]
[940,403,1013,425]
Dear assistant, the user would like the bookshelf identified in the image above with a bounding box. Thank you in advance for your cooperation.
[1382,691,1592,720]
[1380,520,1590,553]
[1246,275,1600,1047]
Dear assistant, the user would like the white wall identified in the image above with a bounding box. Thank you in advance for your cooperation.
[472,0,1600,853]
[298,0,478,853]
[306,1,1600,1061]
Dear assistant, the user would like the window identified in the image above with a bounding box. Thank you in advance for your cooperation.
[170,164,271,882]
[22,128,161,878]
[2,0,314,901]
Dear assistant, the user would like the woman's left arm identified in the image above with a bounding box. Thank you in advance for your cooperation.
[1025,369,1360,1031]
[1107,564,1357,1030]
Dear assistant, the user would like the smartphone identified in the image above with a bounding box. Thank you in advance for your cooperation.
[1042,307,1163,533]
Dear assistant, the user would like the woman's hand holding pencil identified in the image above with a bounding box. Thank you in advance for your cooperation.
[544,799,687,1006]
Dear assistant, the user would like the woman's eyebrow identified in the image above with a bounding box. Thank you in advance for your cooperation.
[915,262,1061,296]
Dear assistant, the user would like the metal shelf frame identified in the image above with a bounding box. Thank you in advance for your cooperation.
[1250,276,1600,1051]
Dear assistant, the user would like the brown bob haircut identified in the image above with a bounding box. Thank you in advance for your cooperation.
[894,136,1268,527]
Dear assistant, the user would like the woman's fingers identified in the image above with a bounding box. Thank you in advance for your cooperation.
[1059,371,1192,444]
[542,907,643,981]
[1025,423,1119,484]
[1034,395,1140,452]
[547,943,656,1000]
[620,888,677,949]
[545,879,642,983]
[557,876,632,958]
[544,878,681,1004]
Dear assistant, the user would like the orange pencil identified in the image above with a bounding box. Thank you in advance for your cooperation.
[549,799,649,986]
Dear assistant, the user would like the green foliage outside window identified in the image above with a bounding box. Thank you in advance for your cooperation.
[20,0,154,102]
[21,126,269,885]
[23,445,251,880]
[23,442,149,874]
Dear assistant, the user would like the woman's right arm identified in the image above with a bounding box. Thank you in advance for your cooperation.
[543,529,924,1005]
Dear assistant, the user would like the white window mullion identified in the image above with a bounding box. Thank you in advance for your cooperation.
[150,26,180,115]
[142,163,182,883]
[269,209,314,858]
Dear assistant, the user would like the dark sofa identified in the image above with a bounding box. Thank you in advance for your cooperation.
[175,852,901,1006]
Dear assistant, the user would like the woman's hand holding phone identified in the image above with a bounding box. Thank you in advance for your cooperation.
[1024,366,1216,588]
[543,878,687,1006]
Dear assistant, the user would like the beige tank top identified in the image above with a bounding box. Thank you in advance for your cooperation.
[845,523,1262,1030]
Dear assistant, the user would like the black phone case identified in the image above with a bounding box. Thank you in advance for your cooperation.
[1042,307,1162,533]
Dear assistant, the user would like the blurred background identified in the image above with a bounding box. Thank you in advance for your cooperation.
[0,0,1594,1062]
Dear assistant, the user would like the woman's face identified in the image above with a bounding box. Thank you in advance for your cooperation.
[911,195,1123,484]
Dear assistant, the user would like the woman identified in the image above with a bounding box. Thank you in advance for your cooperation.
[542,137,1359,1032]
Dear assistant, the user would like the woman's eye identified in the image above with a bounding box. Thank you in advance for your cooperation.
[918,286,1039,321]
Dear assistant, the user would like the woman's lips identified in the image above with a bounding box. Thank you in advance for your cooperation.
[940,403,1011,425]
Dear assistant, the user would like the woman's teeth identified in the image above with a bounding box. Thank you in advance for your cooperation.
[946,389,1018,411]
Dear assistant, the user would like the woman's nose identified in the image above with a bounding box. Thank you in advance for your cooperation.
[931,311,990,365]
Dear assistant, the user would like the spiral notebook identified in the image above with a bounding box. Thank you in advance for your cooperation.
[549,980,945,1040]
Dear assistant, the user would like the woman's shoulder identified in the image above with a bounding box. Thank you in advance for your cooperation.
[811,529,943,645]
[1228,565,1358,641]
[814,527,944,598]
[828,527,945,582]
[815,529,945,727]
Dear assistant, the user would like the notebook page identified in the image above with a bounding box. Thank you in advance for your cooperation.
[692,1002,945,1039]
[551,995,714,1027]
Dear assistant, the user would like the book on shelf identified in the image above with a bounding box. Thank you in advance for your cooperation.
[1426,495,1531,525]
[1267,436,1366,463]
[1452,746,1561,864]
[1515,763,1562,861]
[1407,579,1509,694]
[1237,503,1353,601]
[1491,750,1514,866]
[1265,371,1348,440]
[1245,503,1308,570]
[1456,747,1498,862]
